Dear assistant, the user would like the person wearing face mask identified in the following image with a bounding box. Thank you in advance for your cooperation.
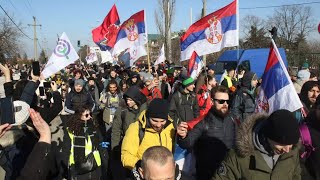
[110,86,147,180]
[177,86,236,180]
[60,106,108,180]
[213,109,301,180]
[230,71,258,122]
[121,98,175,170]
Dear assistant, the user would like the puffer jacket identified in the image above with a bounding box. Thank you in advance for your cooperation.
[213,113,301,180]
[231,87,256,122]
[121,110,175,170]
[169,87,200,125]
[64,88,95,114]
[178,110,236,180]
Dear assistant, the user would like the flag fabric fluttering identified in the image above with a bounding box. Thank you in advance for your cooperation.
[120,43,147,68]
[112,10,147,56]
[188,51,204,79]
[256,39,303,114]
[42,32,79,79]
[180,0,238,61]
[85,47,98,64]
[92,5,120,51]
[154,44,165,65]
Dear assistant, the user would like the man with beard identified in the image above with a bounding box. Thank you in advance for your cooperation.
[177,86,236,180]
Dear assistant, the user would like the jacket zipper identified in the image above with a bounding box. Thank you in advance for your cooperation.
[159,133,162,146]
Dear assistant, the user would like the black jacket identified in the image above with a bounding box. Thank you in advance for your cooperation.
[305,124,320,180]
[231,87,256,122]
[178,110,235,180]
[17,142,54,180]
[64,88,95,114]
[169,88,199,125]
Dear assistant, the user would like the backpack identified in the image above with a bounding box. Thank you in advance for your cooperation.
[299,108,315,158]
[121,109,145,145]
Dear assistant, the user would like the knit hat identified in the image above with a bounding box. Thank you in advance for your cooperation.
[302,62,309,69]
[208,64,215,70]
[143,73,154,83]
[182,77,195,87]
[146,98,169,120]
[297,69,310,81]
[263,109,300,145]
[74,79,85,87]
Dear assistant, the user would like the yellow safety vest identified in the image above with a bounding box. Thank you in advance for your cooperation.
[224,76,233,88]
[67,129,101,167]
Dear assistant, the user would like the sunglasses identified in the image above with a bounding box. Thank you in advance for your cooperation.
[83,113,92,118]
[213,99,230,104]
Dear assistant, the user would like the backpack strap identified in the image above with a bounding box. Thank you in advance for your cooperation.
[299,123,315,158]
[138,122,145,145]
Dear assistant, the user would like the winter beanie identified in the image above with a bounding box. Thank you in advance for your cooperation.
[74,79,85,87]
[263,109,300,145]
[143,73,154,83]
[241,71,257,88]
[146,98,169,120]
[182,77,195,87]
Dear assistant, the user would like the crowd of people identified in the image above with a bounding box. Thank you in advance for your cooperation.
[0,60,319,180]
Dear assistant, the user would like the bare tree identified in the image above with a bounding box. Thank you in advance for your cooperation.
[267,5,314,49]
[0,15,22,61]
[241,15,266,38]
[154,0,176,63]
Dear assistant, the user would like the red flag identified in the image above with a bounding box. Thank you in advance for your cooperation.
[92,5,120,51]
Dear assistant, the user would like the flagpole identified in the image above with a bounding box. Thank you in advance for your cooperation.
[236,0,240,61]
[144,9,151,73]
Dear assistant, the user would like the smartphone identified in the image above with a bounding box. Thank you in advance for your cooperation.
[32,61,40,76]
[43,82,51,88]
[10,124,27,130]
[39,87,45,96]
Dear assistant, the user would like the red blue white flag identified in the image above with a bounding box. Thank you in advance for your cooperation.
[92,5,120,51]
[188,51,204,79]
[180,0,238,61]
[256,39,303,114]
[112,10,147,56]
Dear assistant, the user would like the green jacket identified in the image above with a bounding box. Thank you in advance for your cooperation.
[111,102,147,150]
[213,113,301,180]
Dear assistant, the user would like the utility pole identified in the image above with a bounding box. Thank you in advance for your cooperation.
[164,0,172,64]
[202,0,207,66]
[28,16,41,61]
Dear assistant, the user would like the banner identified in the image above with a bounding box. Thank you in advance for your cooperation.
[42,32,79,79]
[85,47,98,64]
[256,39,303,114]
[180,0,238,61]
[154,44,165,65]
[92,5,120,51]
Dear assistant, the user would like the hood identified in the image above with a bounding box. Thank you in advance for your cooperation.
[137,110,173,132]
[241,71,257,89]
[123,86,147,106]
[236,113,268,157]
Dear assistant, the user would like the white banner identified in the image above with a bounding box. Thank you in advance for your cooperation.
[85,47,98,64]
[155,44,165,65]
[42,32,79,78]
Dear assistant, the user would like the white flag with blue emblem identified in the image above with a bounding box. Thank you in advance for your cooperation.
[42,32,79,79]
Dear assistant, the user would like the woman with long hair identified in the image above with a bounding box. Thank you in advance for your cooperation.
[61,106,108,180]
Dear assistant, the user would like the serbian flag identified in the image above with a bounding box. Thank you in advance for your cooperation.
[92,5,120,51]
[188,51,204,79]
[180,0,238,61]
[112,10,147,56]
[256,39,303,114]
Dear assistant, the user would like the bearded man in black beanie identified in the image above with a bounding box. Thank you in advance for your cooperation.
[213,109,301,180]
[121,98,175,170]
